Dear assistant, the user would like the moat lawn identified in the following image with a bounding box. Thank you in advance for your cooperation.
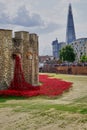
[0,73,87,130]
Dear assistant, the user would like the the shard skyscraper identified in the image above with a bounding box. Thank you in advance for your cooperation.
[66,4,76,44]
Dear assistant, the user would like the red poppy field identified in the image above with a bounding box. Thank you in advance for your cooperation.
[0,56,72,97]
[0,74,72,97]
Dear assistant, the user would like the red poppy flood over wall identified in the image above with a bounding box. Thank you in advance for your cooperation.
[0,55,72,97]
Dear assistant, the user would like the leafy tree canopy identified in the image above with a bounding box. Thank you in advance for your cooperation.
[80,55,87,62]
[59,45,76,62]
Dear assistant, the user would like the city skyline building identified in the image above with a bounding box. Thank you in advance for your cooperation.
[52,38,66,59]
[66,3,76,44]
[71,38,87,61]
[52,3,76,59]
[52,3,87,61]
[52,38,59,59]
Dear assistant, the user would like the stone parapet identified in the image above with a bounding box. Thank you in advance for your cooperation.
[15,31,29,41]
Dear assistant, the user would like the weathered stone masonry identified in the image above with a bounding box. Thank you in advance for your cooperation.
[0,29,39,90]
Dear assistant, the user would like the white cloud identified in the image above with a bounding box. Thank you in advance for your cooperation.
[0,1,62,37]
[12,6,44,27]
[0,5,44,27]
[0,0,87,55]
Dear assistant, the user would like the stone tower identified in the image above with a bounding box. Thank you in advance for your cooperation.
[66,4,76,44]
[0,29,13,89]
[0,29,39,90]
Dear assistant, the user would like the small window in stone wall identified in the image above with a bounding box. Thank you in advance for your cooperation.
[30,39,33,47]
[26,52,33,60]
[13,39,21,47]
[12,53,21,59]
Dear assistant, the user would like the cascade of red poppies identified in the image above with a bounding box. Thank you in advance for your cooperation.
[0,55,72,97]
[8,55,39,91]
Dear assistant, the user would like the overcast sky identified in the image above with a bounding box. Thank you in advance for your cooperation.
[0,0,87,55]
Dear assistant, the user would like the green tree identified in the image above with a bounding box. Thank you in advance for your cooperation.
[80,55,87,62]
[59,45,76,62]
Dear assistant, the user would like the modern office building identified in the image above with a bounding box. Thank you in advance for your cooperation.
[59,42,66,50]
[66,4,76,44]
[52,39,59,59]
[71,38,87,61]
[52,39,66,59]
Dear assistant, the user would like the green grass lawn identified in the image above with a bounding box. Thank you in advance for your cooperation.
[0,73,87,130]
[0,73,87,113]
[0,96,87,114]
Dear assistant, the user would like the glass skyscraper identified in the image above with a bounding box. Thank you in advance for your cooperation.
[52,39,59,59]
[66,4,76,44]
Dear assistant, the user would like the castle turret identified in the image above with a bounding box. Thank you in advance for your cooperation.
[14,31,39,86]
[29,34,39,85]
[0,29,13,89]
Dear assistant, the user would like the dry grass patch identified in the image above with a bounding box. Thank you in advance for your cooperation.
[0,73,87,130]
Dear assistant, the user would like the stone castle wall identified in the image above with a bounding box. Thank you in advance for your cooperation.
[0,29,39,90]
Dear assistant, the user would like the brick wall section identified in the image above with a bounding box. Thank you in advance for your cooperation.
[42,65,87,75]
[56,66,87,75]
